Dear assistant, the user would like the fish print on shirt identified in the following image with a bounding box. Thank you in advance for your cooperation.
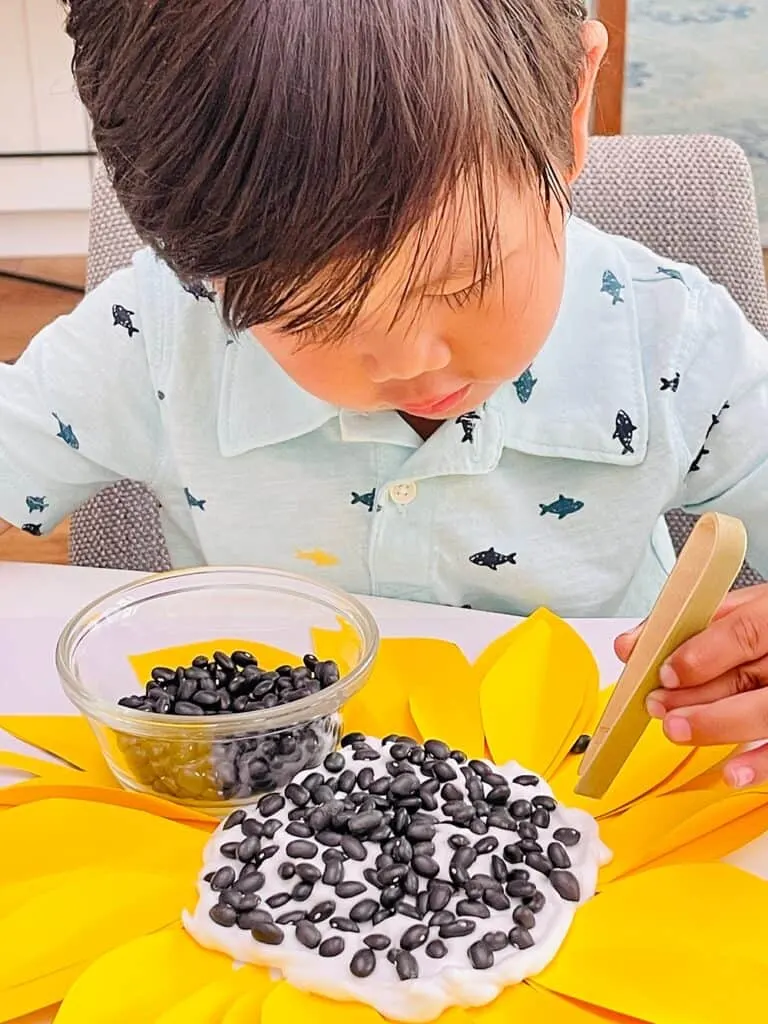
[513,366,537,404]
[21,523,42,536]
[660,373,680,392]
[633,267,689,289]
[184,487,207,510]
[157,391,166,401]
[600,270,625,305]
[25,496,48,514]
[52,413,79,450]
[690,400,730,473]
[469,547,517,571]
[456,411,481,443]
[689,446,710,473]
[111,304,140,337]
[351,489,376,511]
[182,280,217,302]
[613,410,637,455]
[539,495,584,520]
[706,401,731,438]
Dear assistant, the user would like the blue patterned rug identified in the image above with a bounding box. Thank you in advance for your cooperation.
[623,1,767,241]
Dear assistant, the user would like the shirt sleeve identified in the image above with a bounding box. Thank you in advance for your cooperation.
[0,264,162,534]
[671,275,768,576]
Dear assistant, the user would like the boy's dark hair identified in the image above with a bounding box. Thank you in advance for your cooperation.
[65,1,587,335]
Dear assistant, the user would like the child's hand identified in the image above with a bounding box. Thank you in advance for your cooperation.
[615,585,768,788]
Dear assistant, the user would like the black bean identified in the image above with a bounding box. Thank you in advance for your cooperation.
[303,771,324,791]
[211,866,236,891]
[356,768,375,791]
[393,950,418,980]
[262,820,282,840]
[553,827,581,847]
[487,784,512,805]
[292,882,314,902]
[322,751,345,773]
[487,811,517,832]
[340,835,367,861]
[411,855,440,879]
[468,941,494,970]
[236,871,266,893]
[525,890,547,913]
[266,893,291,909]
[526,853,553,876]
[395,899,422,920]
[433,761,457,782]
[318,936,344,957]
[251,920,284,945]
[377,885,399,910]
[322,859,344,887]
[312,785,335,804]
[416,890,430,918]
[456,899,490,919]
[330,916,360,933]
[335,881,366,899]
[506,879,537,899]
[291,919,321,949]
[209,903,237,927]
[296,863,321,884]
[513,906,536,929]
[258,793,285,818]
[408,746,426,766]
[285,783,311,807]
[467,778,484,803]
[192,690,220,708]
[509,926,535,950]
[532,808,551,829]
[449,834,470,850]
[518,840,542,854]
[484,887,511,912]
[469,817,489,836]
[474,836,499,856]
[464,880,485,901]
[276,910,306,925]
[570,733,591,755]
[550,870,581,901]
[285,823,313,839]
[429,910,455,928]
[440,783,462,804]
[237,836,261,863]
[391,774,420,799]
[406,820,436,843]
[349,948,377,978]
[421,739,448,760]
[401,924,429,951]
[392,837,413,864]
[286,840,319,860]
[377,863,408,886]
[419,786,438,812]
[316,830,343,849]
[307,899,336,923]
[174,701,205,716]
[336,769,356,794]
[373,907,395,926]
[350,899,379,923]
[222,809,246,832]
[365,933,391,951]
[421,938,446,963]
[426,883,452,913]
[278,863,297,882]
[348,811,384,836]
[220,842,239,859]
[510,800,533,820]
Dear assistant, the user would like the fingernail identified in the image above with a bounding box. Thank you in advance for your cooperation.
[646,697,666,719]
[664,715,692,743]
[659,663,680,689]
[726,764,755,789]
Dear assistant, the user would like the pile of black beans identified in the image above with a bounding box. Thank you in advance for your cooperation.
[115,651,342,803]
[202,734,584,981]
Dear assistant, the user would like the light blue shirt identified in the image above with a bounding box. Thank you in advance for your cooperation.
[1,217,767,617]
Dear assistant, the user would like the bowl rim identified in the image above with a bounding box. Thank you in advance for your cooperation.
[55,565,380,738]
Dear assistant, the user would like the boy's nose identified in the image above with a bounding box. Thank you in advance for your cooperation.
[361,330,452,383]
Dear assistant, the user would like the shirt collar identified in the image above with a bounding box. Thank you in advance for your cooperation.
[495,216,648,466]
[218,217,647,464]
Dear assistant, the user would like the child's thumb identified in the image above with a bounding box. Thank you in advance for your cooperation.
[614,621,645,662]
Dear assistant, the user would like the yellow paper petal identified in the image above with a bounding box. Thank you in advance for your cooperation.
[0,779,218,825]
[129,639,300,686]
[221,981,275,1024]
[154,965,268,1024]
[0,750,82,786]
[0,868,196,990]
[480,610,597,777]
[261,983,386,1024]
[597,789,723,883]
[0,799,208,883]
[54,925,234,1024]
[312,618,365,677]
[537,863,768,1022]
[482,982,643,1022]
[646,743,737,797]
[408,641,484,757]
[338,639,420,740]
[0,715,114,780]
[0,962,81,1024]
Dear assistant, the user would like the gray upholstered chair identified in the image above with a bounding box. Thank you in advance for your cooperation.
[72,135,768,585]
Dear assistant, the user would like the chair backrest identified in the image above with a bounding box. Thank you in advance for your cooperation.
[71,135,768,571]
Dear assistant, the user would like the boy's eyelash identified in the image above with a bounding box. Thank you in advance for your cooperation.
[438,277,486,311]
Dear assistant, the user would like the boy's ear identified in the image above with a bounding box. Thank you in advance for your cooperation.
[568,20,609,183]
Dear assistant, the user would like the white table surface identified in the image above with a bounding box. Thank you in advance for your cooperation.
[1,562,765,1022]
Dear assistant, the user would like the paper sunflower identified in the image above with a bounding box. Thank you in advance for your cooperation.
[2,608,768,1023]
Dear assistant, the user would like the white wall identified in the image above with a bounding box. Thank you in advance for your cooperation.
[0,0,93,257]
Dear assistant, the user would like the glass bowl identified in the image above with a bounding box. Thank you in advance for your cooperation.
[56,567,379,816]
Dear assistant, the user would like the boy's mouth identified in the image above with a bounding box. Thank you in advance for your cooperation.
[396,384,473,418]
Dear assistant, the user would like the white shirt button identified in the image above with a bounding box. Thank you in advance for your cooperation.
[388,481,417,505]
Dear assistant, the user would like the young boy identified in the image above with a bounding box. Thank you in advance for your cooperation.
[1,2,767,783]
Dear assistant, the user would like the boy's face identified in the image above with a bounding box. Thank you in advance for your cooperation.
[252,183,566,419]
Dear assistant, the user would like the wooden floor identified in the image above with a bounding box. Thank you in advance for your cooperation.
[2,251,768,566]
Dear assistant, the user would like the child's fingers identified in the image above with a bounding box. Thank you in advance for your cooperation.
[659,688,768,746]
[613,621,644,662]
[724,742,768,789]
[645,656,768,718]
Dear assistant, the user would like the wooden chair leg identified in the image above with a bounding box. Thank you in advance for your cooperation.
[591,0,627,135]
